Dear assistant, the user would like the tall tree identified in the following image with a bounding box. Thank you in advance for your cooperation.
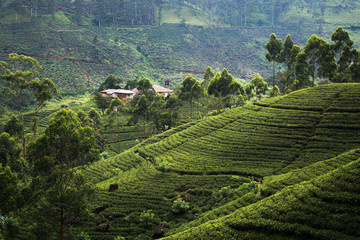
[208,68,243,111]
[179,75,203,120]
[331,27,356,82]
[98,74,123,91]
[280,34,294,70]
[136,76,153,98]
[249,74,268,99]
[202,66,215,90]
[93,92,111,114]
[0,53,42,159]
[27,109,98,240]
[303,35,327,84]
[74,0,84,24]
[29,78,59,141]
[132,95,149,139]
[294,51,311,89]
[0,132,22,173]
[266,33,283,87]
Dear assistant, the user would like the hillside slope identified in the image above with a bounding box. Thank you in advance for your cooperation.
[164,156,360,240]
[72,83,360,239]
[1,1,360,90]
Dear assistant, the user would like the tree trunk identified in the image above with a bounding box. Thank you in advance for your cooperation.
[143,114,146,139]
[118,124,121,154]
[60,208,64,240]
[19,91,26,160]
[273,61,276,87]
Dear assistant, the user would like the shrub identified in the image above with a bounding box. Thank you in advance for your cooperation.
[157,163,169,172]
[171,199,189,214]
[76,232,91,240]
[259,186,273,197]
[219,186,231,198]
[139,210,155,225]
[114,236,126,240]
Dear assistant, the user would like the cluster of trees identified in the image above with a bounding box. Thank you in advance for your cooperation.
[181,0,290,26]
[1,0,336,27]
[266,27,360,92]
[94,65,270,143]
[0,54,99,239]
[2,0,161,26]
[95,75,182,141]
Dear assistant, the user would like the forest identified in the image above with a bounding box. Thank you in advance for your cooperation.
[0,0,360,239]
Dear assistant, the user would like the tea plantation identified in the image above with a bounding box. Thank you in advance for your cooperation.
[72,83,360,239]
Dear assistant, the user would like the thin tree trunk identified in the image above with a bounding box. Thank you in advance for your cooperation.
[143,114,146,139]
[273,61,275,87]
[118,124,121,154]
[19,91,26,160]
[60,208,64,240]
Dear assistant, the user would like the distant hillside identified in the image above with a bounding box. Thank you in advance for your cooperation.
[0,1,360,90]
[56,83,360,240]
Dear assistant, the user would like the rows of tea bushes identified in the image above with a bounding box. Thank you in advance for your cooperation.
[164,191,262,237]
[79,165,251,239]
[78,83,360,239]
[168,149,360,236]
[164,158,360,239]
[264,148,360,191]
[138,101,323,176]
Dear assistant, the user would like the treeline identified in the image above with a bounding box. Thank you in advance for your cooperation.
[0,0,161,26]
[266,27,360,92]
[1,0,355,27]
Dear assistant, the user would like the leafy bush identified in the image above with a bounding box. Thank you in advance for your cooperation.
[114,236,126,240]
[139,210,155,225]
[259,186,273,197]
[219,186,231,198]
[157,163,169,172]
[75,232,91,240]
[171,199,189,214]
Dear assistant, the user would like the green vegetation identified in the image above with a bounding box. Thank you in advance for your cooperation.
[0,1,360,91]
[1,1,360,239]
[72,83,360,239]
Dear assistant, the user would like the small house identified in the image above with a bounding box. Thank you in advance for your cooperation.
[100,89,135,99]
[130,85,173,98]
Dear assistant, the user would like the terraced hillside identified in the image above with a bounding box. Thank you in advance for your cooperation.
[77,83,360,239]
[164,152,360,240]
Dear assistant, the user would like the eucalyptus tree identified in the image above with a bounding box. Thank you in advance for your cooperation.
[137,76,153,99]
[331,27,357,82]
[266,33,283,87]
[179,75,204,120]
[27,109,98,240]
[202,66,215,90]
[294,51,311,89]
[279,34,294,70]
[29,77,59,141]
[133,95,149,139]
[98,74,123,91]
[0,53,58,159]
[93,92,111,114]
[250,74,268,99]
[208,68,243,111]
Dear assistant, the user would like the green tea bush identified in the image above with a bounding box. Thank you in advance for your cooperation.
[171,199,189,214]
[114,236,126,240]
[219,186,231,198]
[139,210,155,225]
